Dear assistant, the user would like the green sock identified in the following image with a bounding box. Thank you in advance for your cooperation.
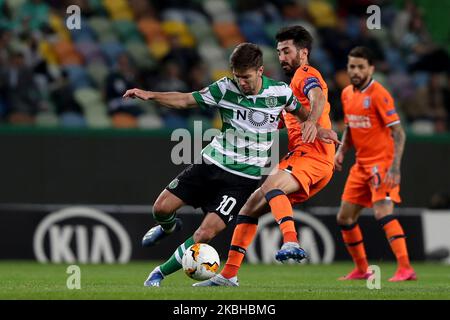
[154,212,177,232]
[159,236,195,276]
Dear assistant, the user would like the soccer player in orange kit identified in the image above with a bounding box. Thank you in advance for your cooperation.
[335,46,416,282]
[194,26,339,287]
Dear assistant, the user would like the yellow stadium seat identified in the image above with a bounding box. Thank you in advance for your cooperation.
[211,69,232,81]
[147,38,170,60]
[49,13,71,41]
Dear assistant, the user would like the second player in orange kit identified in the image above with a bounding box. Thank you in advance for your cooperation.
[335,46,416,282]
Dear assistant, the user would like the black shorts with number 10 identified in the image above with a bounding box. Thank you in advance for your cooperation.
[166,160,260,225]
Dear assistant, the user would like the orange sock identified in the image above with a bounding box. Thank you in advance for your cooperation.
[340,223,369,273]
[221,215,258,279]
[265,189,298,243]
[379,215,411,269]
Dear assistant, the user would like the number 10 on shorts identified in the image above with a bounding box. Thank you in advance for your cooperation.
[216,196,237,216]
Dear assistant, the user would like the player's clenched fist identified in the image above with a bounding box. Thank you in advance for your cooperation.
[334,151,344,171]
[123,88,153,100]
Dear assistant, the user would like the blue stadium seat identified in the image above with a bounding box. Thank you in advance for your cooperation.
[64,65,93,90]
[75,41,106,65]
[70,19,97,43]
[100,42,126,67]
[59,112,87,128]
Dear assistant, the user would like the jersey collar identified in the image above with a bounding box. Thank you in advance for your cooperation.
[354,78,375,93]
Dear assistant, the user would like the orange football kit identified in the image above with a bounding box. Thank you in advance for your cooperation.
[341,79,401,207]
[279,65,335,203]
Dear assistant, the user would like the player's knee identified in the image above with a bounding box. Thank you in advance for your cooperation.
[337,211,356,226]
[373,201,393,220]
[152,198,172,216]
[193,227,216,243]
[260,183,282,196]
[374,210,391,221]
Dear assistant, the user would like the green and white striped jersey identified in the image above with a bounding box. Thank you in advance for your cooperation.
[192,76,301,179]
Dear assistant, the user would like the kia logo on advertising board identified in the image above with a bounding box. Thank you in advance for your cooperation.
[246,210,335,264]
[33,207,131,264]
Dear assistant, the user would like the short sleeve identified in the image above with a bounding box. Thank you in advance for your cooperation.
[192,77,226,109]
[302,76,322,97]
[284,90,302,113]
[374,89,400,127]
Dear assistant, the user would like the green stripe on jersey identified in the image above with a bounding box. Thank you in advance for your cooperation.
[203,145,262,178]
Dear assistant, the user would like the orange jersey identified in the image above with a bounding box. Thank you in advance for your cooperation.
[341,80,400,166]
[282,65,334,164]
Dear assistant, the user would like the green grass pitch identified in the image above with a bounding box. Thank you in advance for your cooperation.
[0,261,449,300]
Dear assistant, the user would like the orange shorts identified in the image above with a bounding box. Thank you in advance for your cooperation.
[278,151,334,204]
[342,163,401,208]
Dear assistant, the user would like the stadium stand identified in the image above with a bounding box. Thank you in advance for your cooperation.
[0,0,448,133]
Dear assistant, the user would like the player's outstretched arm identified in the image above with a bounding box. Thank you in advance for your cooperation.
[123,88,198,109]
[385,123,406,188]
[334,125,352,171]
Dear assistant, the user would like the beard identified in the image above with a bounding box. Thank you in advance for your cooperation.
[281,63,297,77]
[351,75,369,89]
[281,53,301,77]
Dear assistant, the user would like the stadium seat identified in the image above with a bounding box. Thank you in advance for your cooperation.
[162,21,196,48]
[147,38,170,61]
[6,0,26,17]
[203,0,235,22]
[125,42,156,69]
[75,42,106,65]
[64,65,93,90]
[138,113,164,129]
[88,0,106,15]
[100,42,125,66]
[59,112,87,128]
[88,16,117,43]
[212,22,245,48]
[137,18,166,43]
[113,20,143,43]
[111,112,138,128]
[161,9,185,23]
[52,41,84,66]
[103,0,133,21]
[35,111,59,127]
[211,69,233,81]
[87,63,109,89]
[188,22,217,45]
[38,41,59,65]
[49,12,71,41]
[70,19,97,43]
[74,87,110,128]
[198,43,228,68]
[307,0,338,28]
[162,114,188,129]
[238,19,270,46]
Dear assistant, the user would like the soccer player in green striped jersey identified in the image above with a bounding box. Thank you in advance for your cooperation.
[123,43,338,287]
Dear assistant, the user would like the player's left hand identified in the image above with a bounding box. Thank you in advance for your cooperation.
[317,128,342,145]
[301,120,318,143]
[384,167,401,189]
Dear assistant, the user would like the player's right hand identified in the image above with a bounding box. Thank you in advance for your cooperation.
[301,120,318,143]
[123,88,151,100]
[334,152,344,171]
